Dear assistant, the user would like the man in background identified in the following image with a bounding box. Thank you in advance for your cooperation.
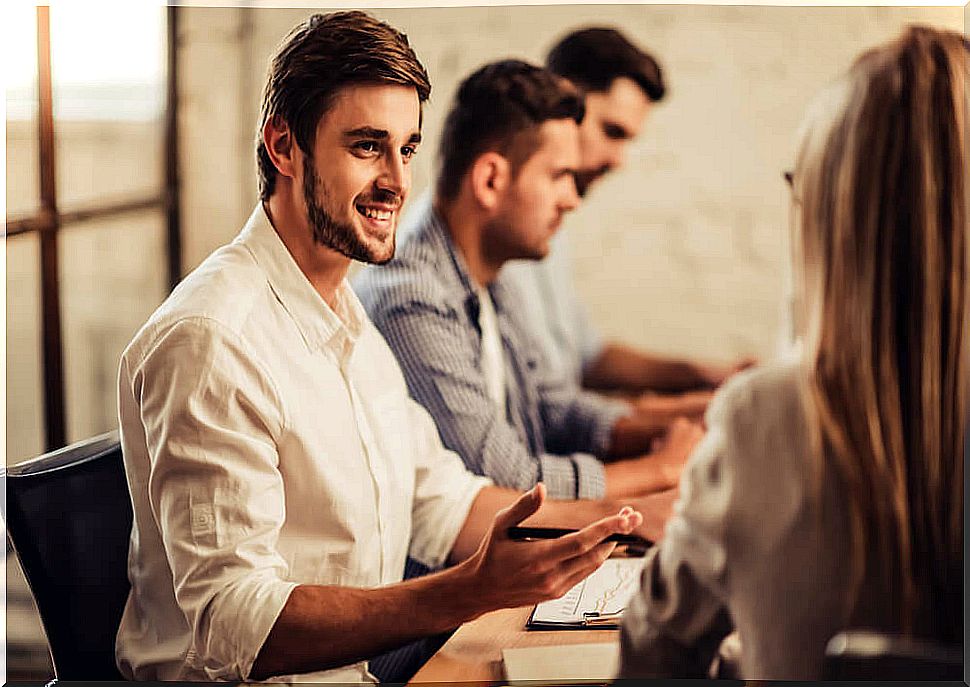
[355,60,700,503]
[503,28,753,421]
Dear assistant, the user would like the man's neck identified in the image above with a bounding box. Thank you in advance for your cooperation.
[264,195,350,311]
[434,196,502,287]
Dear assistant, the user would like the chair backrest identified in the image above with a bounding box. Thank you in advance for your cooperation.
[825,630,963,680]
[2,431,132,681]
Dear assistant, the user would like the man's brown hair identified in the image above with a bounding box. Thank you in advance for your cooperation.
[436,59,584,201]
[546,27,665,102]
[256,11,431,200]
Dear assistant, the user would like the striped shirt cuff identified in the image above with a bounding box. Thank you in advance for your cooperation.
[539,452,607,500]
[572,452,607,500]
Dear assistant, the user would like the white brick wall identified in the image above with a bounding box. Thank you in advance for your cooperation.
[178,3,963,363]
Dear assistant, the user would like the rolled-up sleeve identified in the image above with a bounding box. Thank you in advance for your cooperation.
[131,317,297,681]
[539,452,607,500]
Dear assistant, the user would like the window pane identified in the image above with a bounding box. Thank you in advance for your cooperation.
[50,4,165,211]
[59,211,168,443]
[6,233,45,465]
[4,4,40,218]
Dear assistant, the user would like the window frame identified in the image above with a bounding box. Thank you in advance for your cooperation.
[5,6,182,452]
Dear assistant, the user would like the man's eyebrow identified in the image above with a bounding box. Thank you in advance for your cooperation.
[343,126,389,139]
[342,128,422,145]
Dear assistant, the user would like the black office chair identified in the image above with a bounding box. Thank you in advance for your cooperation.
[825,630,963,680]
[2,431,133,681]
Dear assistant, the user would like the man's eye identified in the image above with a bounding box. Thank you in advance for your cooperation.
[603,125,627,140]
[354,141,379,154]
[401,145,418,160]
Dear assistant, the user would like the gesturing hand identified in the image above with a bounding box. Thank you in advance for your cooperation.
[462,483,643,614]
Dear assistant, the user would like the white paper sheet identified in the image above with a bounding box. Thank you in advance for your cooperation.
[530,557,646,627]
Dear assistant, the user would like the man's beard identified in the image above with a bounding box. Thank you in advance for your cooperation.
[302,153,395,265]
[574,166,610,198]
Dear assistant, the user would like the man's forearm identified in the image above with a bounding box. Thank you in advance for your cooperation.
[250,563,484,680]
[603,458,670,499]
[249,487,640,680]
[584,343,702,394]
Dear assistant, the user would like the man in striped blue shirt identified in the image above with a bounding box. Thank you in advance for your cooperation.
[355,60,700,503]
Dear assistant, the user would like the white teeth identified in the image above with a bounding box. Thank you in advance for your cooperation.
[360,207,392,221]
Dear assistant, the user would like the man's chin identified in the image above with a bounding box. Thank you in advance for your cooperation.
[368,246,395,265]
[358,236,396,265]
[522,243,550,262]
[314,230,395,265]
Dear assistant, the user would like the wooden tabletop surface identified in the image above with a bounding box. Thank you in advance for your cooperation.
[408,604,617,685]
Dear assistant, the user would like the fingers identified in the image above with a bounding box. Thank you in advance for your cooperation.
[637,391,712,427]
[567,538,614,573]
[735,356,758,372]
[542,539,618,599]
[525,540,615,602]
[537,507,642,560]
[667,390,713,413]
[629,488,679,542]
[660,420,704,473]
[493,483,546,533]
[666,417,705,446]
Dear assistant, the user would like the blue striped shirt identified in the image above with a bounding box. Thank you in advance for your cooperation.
[353,198,627,499]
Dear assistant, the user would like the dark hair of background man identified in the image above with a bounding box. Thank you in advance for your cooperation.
[546,27,665,102]
[436,59,585,201]
[256,10,432,201]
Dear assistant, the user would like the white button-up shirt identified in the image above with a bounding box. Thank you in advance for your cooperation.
[116,204,491,683]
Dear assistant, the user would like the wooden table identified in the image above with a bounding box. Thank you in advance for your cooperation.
[408,605,617,685]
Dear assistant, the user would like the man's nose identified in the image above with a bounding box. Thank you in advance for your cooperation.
[376,154,408,198]
[607,142,626,170]
[561,177,581,211]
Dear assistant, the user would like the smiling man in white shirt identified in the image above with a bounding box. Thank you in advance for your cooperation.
[115,12,674,683]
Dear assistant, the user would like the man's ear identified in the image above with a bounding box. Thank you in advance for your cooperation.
[469,152,511,210]
[262,115,299,181]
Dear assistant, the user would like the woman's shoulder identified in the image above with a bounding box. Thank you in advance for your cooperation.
[706,353,808,434]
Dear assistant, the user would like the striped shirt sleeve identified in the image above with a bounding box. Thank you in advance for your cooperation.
[366,285,606,499]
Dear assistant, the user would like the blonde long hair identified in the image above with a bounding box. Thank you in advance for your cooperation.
[795,26,968,640]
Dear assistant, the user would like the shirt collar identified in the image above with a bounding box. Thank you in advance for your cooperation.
[236,203,366,361]
[423,204,513,314]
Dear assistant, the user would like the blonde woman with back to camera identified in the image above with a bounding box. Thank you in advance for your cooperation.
[619,25,967,680]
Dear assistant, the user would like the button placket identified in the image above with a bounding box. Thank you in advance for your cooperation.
[342,369,390,583]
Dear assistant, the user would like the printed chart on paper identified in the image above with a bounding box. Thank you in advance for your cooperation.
[531,557,647,625]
